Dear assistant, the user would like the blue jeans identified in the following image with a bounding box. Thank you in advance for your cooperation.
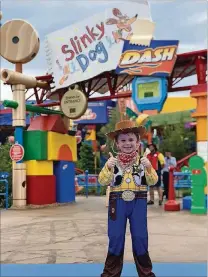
[101,195,155,277]
[108,197,148,256]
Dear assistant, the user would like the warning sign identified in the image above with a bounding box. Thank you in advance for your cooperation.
[10,144,24,162]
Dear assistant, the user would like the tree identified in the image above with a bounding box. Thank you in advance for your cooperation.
[0,143,12,207]
[159,122,196,160]
[97,105,121,158]
[76,143,95,174]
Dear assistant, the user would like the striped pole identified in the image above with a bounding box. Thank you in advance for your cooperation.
[190,83,207,195]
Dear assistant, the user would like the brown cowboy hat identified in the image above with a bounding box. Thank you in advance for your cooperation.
[106,120,146,140]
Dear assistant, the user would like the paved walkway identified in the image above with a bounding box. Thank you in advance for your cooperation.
[1,196,207,265]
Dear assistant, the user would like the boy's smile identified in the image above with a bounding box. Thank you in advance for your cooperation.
[116,132,139,154]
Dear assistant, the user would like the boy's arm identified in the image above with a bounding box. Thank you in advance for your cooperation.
[98,163,114,186]
[144,166,158,186]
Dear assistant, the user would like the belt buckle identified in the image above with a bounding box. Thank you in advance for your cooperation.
[122,190,135,201]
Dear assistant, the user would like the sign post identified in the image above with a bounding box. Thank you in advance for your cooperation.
[9,143,24,162]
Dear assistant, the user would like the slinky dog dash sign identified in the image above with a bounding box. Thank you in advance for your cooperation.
[45,2,152,89]
[116,40,179,77]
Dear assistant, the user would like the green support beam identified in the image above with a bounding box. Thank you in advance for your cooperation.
[3,100,64,116]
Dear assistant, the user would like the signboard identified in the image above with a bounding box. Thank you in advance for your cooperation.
[132,77,167,112]
[116,40,179,76]
[60,87,88,119]
[10,143,24,162]
[45,2,152,89]
[74,101,108,124]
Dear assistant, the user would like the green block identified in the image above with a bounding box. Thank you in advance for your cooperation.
[23,130,47,160]
[191,206,206,215]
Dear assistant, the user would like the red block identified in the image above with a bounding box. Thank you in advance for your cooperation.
[27,175,56,205]
[28,115,68,134]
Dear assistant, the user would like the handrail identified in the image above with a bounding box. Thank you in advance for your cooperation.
[177,152,197,166]
[75,168,84,174]
[76,171,101,198]
[0,178,9,210]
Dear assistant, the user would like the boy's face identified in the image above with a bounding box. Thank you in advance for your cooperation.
[116,132,139,154]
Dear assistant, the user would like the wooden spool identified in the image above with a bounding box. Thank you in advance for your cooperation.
[0,19,40,64]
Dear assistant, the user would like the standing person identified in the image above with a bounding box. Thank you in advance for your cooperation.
[162,151,177,200]
[98,120,158,277]
[147,143,165,206]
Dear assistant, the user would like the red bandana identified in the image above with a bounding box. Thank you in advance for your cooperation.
[118,151,138,165]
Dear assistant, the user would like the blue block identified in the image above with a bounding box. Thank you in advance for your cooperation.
[54,161,75,203]
[182,196,192,210]
[183,195,208,210]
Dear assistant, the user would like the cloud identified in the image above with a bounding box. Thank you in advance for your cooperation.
[178,43,207,53]
[185,11,207,25]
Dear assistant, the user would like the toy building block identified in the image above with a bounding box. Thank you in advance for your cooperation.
[27,175,56,205]
[54,161,75,203]
[25,160,53,176]
[47,131,77,162]
[189,155,207,214]
[23,130,47,160]
[28,115,68,134]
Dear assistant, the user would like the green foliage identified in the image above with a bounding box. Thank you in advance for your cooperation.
[0,143,12,208]
[159,122,196,160]
[97,106,121,158]
[76,143,95,174]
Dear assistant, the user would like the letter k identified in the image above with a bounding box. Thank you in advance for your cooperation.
[86,26,98,41]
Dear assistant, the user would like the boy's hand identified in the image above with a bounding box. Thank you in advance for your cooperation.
[141,157,151,168]
[107,152,117,169]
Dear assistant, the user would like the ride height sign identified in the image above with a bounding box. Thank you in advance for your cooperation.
[45,2,152,89]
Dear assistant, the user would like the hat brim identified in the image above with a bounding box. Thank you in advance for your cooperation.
[106,126,146,140]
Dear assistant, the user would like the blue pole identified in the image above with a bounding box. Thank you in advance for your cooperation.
[5,179,8,210]
[14,126,24,163]
[97,176,101,196]
[85,170,89,198]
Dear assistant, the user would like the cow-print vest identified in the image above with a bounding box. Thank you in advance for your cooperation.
[110,157,147,189]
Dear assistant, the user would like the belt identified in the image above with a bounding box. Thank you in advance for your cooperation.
[109,190,147,201]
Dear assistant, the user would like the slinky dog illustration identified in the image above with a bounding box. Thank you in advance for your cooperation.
[106,8,138,43]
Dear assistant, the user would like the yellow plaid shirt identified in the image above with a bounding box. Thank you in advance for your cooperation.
[98,157,158,192]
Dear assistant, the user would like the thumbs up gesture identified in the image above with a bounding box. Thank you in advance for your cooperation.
[107,152,117,170]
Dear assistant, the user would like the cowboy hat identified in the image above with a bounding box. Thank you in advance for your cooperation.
[106,120,146,140]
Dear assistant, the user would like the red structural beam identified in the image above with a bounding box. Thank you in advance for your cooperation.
[89,91,132,101]
[34,102,60,107]
[168,85,192,92]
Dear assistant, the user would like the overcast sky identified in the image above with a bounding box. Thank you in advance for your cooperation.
[0,0,207,100]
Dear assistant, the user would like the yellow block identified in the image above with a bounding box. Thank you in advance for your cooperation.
[25,160,53,176]
[161,97,197,113]
[47,131,77,162]
[205,161,208,172]
[86,129,96,141]
[196,117,207,141]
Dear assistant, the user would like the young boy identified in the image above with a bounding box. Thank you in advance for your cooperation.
[98,120,158,277]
